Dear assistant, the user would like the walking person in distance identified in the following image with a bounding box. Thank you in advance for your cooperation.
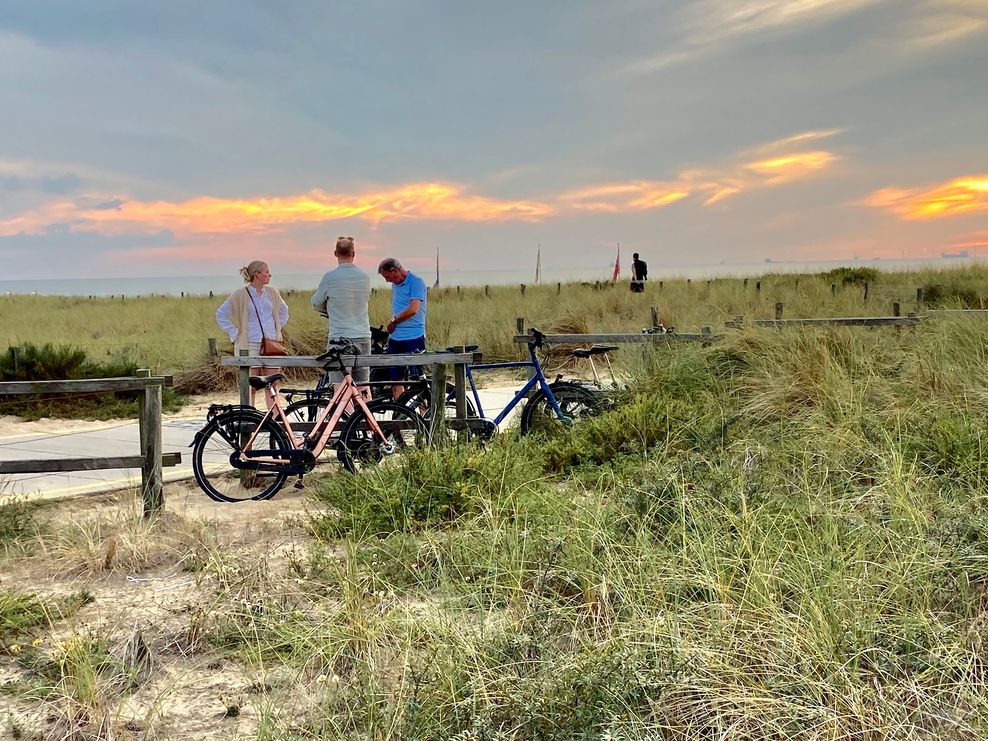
[630,252,648,293]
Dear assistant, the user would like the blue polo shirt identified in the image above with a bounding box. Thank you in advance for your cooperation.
[391,271,427,340]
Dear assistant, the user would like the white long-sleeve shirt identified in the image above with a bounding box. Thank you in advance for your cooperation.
[216,285,289,343]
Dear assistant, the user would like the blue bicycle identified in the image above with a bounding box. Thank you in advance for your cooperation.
[399,328,602,439]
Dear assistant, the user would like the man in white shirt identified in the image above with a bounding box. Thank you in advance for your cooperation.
[310,236,371,384]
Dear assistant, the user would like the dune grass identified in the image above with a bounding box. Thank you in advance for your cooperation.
[1,265,987,374]
[2,267,988,736]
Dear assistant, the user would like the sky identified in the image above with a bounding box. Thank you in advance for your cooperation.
[1,0,987,280]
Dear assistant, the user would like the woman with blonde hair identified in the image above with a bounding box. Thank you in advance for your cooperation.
[215,260,290,406]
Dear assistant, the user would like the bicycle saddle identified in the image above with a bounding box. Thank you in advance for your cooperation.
[248,373,286,389]
[573,345,619,358]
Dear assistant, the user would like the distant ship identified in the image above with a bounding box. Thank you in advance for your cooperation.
[942,250,971,258]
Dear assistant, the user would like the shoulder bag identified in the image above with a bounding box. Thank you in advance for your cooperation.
[246,288,288,356]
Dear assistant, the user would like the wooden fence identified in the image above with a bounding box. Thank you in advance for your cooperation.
[0,372,179,517]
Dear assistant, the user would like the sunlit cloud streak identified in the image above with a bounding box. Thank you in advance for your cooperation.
[864,175,988,219]
[561,130,841,212]
[0,130,842,238]
[629,0,884,72]
[0,183,555,237]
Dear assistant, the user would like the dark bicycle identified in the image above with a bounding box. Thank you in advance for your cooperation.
[397,328,602,439]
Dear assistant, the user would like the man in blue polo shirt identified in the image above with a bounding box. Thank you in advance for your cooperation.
[378,257,427,398]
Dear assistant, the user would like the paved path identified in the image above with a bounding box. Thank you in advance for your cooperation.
[0,387,522,500]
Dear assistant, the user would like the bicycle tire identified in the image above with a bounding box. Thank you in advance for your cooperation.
[519,382,603,436]
[337,400,430,474]
[192,409,293,502]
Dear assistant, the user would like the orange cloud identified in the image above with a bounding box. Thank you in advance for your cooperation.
[743,151,835,183]
[561,130,839,212]
[0,130,842,236]
[558,182,689,212]
[864,175,988,219]
[0,182,554,237]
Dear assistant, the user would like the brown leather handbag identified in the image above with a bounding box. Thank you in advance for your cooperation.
[247,288,289,356]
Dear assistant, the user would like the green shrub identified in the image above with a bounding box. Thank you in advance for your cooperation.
[820,266,880,286]
[310,438,543,537]
[0,342,183,420]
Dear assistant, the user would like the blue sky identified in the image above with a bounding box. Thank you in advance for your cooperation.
[1,0,986,279]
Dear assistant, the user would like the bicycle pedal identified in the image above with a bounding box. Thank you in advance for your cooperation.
[294,477,305,490]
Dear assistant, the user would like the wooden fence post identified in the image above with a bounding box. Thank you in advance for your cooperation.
[208,338,218,357]
[520,284,526,296]
[831,284,837,295]
[451,346,468,421]
[775,302,784,321]
[238,349,251,407]
[136,369,163,518]
[892,302,901,317]
[863,282,869,301]
[916,287,924,308]
[485,285,490,298]
[650,307,659,328]
[557,282,561,294]
[756,281,761,294]
[516,317,525,335]
[429,361,447,441]
[11,346,22,374]
[659,280,664,291]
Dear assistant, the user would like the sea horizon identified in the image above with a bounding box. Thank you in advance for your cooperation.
[1,256,982,297]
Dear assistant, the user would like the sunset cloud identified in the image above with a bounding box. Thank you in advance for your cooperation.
[561,130,840,212]
[557,182,690,213]
[0,183,555,237]
[864,175,988,219]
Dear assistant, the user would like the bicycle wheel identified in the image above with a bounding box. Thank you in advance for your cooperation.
[519,382,603,436]
[192,409,293,502]
[337,401,430,474]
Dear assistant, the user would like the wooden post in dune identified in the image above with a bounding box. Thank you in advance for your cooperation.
[775,302,784,321]
[650,307,659,328]
[208,338,218,357]
[136,369,163,518]
[520,284,526,296]
[238,349,251,407]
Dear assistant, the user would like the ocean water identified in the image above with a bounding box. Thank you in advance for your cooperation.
[1,257,981,297]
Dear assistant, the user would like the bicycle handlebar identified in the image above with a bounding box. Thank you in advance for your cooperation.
[316,340,360,368]
[529,327,548,348]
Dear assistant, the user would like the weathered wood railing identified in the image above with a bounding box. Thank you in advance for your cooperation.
[0,373,178,517]
[220,350,480,436]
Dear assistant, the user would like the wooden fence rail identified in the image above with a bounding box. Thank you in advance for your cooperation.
[0,373,178,517]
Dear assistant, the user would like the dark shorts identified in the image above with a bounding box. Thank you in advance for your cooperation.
[387,336,426,381]
[630,281,645,293]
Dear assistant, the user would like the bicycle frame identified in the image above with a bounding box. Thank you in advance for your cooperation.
[464,340,565,425]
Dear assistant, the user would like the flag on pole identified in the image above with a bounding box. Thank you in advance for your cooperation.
[433,246,440,288]
[535,244,542,285]
[612,243,621,282]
